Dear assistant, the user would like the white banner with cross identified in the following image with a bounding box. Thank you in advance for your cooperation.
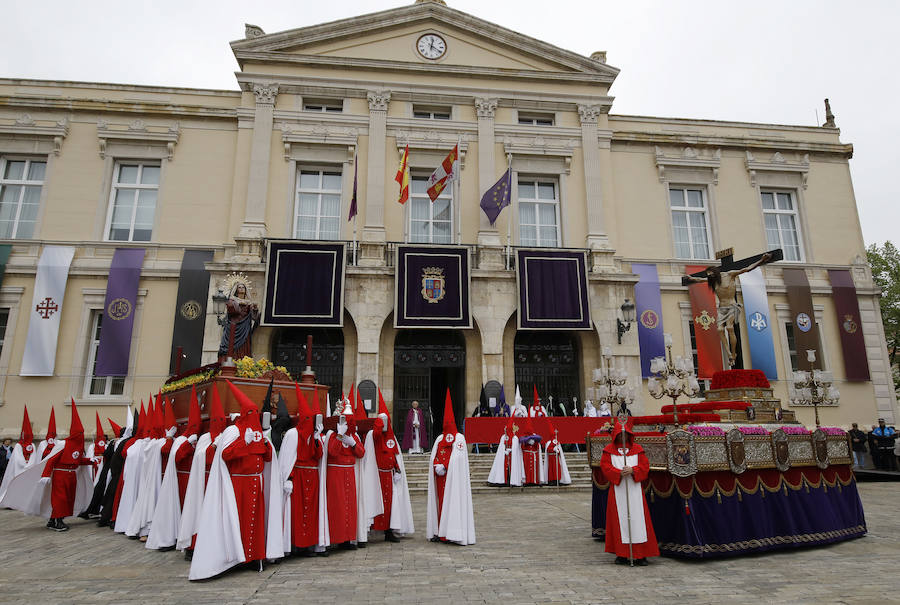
[20,246,76,376]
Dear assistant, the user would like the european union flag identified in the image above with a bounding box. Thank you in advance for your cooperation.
[479,168,511,226]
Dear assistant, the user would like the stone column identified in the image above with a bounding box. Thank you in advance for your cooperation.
[238,83,279,252]
[579,104,610,248]
[362,90,390,244]
[475,97,505,269]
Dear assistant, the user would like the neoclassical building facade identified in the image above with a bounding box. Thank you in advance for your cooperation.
[0,0,893,435]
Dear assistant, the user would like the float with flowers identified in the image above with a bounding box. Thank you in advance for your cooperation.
[587,369,866,559]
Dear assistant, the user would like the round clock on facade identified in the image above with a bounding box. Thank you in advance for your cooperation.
[417,33,446,59]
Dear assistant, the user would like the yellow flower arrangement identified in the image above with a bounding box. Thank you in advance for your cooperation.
[234,356,292,381]
[161,368,218,394]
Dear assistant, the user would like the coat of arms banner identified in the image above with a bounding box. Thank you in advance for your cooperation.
[516,249,591,330]
[394,245,471,328]
[828,269,869,381]
[263,241,346,326]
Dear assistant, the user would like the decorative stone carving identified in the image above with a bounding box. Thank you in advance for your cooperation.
[475,97,498,119]
[772,151,785,163]
[97,120,180,160]
[367,90,391,112]
[682,146,697,159]
[590,51,607,64]
[578,104,602,124]
[245,23,265,38]
[745,150,810,190]
[15,114,34,126]
[822,98,836,128]
[655,145,721,184]
[129,119,147,131]
[252,83,279,106]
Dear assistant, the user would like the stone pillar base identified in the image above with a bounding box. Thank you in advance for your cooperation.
[477,244,505,270]
[232,233,265,263]
[358,241,386,267]
[590,248,619,273]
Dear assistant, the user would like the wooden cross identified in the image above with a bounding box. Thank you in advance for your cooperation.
[681,247,783,286]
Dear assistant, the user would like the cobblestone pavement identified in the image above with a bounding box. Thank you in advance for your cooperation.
[0,483,896,604]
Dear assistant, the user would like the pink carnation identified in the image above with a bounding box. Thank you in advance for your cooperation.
[781,425,811,435]
[686,425,726,437]
[737,426,769,435]
[819,427,846,436]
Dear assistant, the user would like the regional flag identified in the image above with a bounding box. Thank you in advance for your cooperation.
[426,143,458,202]
[479,168,511,226]
[395,144,410,205]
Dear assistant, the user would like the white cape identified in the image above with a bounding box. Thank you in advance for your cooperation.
[189,426,283,581]
[0,441,92,518]
[426,433,475,545]
[317,431,332,549]
[114,438,147,533]
[487,434,524,486]
[176,433,213,551]
[355,430,383,545]
[146,436,189,550]
[126,437,166,537]
[0,443,36,502]
[389,449,414,535]
[610,450,647,544]
[277,427,298,555]
[541,440,571,485]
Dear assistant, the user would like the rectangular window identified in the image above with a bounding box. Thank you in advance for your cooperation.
[413,105,451,120]
[409,175,452,244]
[784,321,824,372]
[303,100,342,113]
[106,162,159,242]
[761,190,803,261]
[85,311,125,397]
[669,187,711,259]
[0,157,46,239]
[518,112,554,126]
[294,169,342,240]
[518,179,560,247]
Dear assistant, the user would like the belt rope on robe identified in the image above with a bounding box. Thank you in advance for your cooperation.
[231,473,263,478]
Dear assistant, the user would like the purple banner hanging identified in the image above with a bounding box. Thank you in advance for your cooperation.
[263,241,346,326]
[395,245,471,328]
[633,263,666,378]
[516,249,591,330]
[828,269,870,381]
[95,248,145,376]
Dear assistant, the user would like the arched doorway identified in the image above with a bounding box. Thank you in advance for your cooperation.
[393,329,465,444]
[272,327,344,400]
[513,331,581,412]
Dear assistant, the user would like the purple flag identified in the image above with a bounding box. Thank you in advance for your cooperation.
[347,158,358,221]
[633,263,666,378]
[95,248,145,376]
[479,168,511,226]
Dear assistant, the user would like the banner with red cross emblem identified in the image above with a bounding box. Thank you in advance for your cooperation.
[686,264,724,379]
[20,246,75,376]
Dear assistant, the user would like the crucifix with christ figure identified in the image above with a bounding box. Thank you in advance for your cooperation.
[682,247,782,369]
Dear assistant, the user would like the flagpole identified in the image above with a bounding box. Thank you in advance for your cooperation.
[456,136,462,246]
[505,152,512,270]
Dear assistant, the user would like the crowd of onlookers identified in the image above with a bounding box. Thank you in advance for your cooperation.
[849,418,899,471]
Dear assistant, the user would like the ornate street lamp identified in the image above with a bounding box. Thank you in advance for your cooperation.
[789,350,839,428]
[617,298,636,344]
[591,346,635,416]
[647,333,701,427]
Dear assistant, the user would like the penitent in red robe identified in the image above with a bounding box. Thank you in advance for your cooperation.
[432,439,453,520]
[326,434,365,544]
[289,430,322,549]
[174,441,195,506]
[599,442,659,559]
[42,449,91,518]
[546,440,562,483]
[371,429,400,531]
[221,436,272,563]
[522,440,541,485]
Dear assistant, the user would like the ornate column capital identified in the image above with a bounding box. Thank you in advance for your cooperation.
[367,90,392,112]
[252,83,279,106]
[475,97,498,119]
[578,104,604,125]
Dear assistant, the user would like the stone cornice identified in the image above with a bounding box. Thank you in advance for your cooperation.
[0,115,69,155]
[655,146,722,184]
[229,3,619,80]
[612,130,852,158]
[97,119,180,159]
[233,51,615,86]
[0,94,237,120]
[745,150,810,189]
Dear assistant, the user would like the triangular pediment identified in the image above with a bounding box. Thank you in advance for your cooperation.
[232,2,618,83]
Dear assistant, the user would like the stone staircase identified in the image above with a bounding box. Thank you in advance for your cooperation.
[401,450,594,494]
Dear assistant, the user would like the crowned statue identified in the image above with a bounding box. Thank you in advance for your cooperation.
[218,274,260,362]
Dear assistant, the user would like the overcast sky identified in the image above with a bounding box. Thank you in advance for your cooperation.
[2,0,897,248]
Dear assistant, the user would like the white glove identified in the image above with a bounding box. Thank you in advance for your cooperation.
[165,426,177,439]
[187,434,198,445]
[283,480,293,495]
[434,464,446,476]
[392,470,402,484]
[341,434,356,447]
[39,476,50,485]
[244,427,254,444]
[313,430,321,442]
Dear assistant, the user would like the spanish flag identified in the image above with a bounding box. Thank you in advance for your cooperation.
[395,144,410,204]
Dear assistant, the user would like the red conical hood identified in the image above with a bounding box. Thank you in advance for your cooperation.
[68,399,84,438]
[94,412,106,442]
[354,388,367,421]
[107,418,123,438]
[163,397,177,434]
[377,389,397,443]
[208,386,227,440]
[185,385,201,437]
[610,416,635,448]
[19,405,33,449]
[137,402,147,439]
[295,383,313,419]
[45,407,57,441]
[348,384,355,412]
[60,399,85,462]
[532,384,539,411]
[226,380,262,433]
[442,388,457,436]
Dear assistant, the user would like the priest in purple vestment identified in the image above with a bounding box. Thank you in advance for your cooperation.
[401,401,427,454]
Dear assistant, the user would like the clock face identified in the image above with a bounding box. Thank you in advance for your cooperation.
[417,34,446,60]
